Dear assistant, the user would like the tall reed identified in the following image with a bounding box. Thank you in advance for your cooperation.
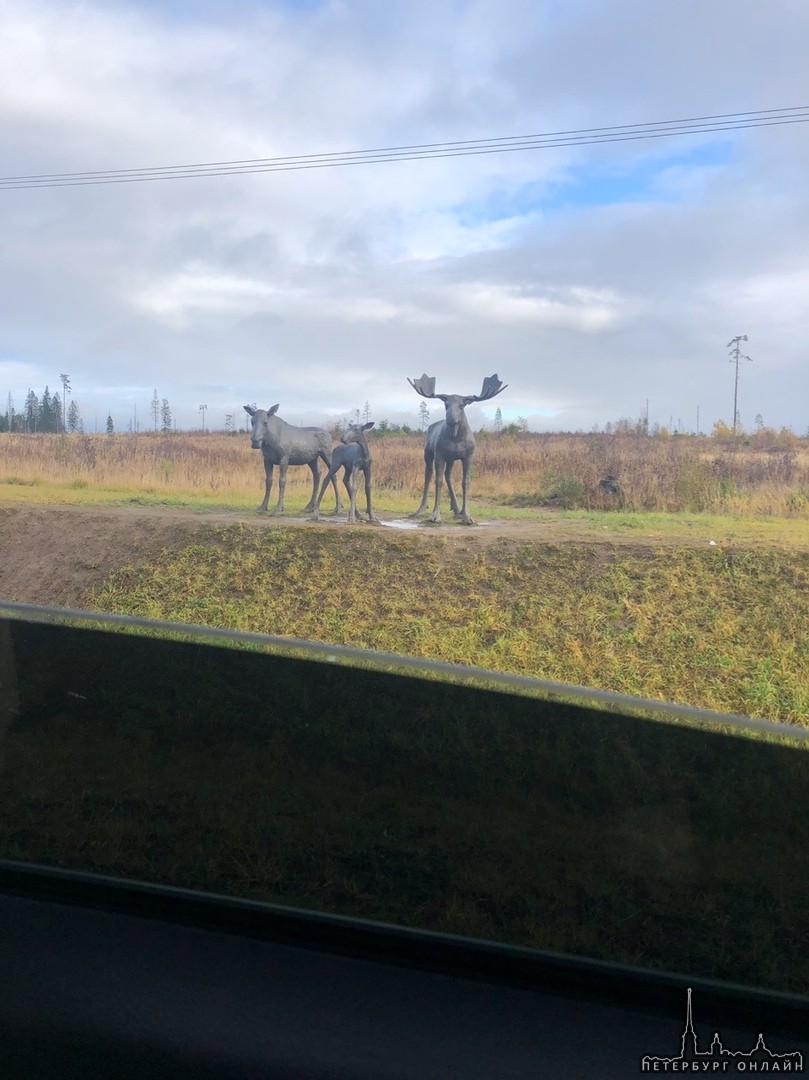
[1,431,808,516]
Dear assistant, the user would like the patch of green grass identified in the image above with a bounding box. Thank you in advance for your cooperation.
[92,528,809,725]
[1,475,42,486]
[553,509,809,548]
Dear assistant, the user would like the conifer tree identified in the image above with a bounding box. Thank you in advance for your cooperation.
[67,399,82,433]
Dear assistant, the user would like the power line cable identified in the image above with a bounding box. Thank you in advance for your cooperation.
[1,106,807,191]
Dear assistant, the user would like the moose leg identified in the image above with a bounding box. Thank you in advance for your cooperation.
[310,465,337,521]
[345,466,357,523]
[444,460,461,517]
[306,450,338,514]
[257,460,274,512]
[272,460,289,514]
[427,455,444,523]
[330,461,342,515]
[363,464,378,523]
[302,459,320,512]
[459,456,475,525]
[411,452,433,517]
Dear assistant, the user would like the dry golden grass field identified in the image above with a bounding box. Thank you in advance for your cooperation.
[1,429,809,517]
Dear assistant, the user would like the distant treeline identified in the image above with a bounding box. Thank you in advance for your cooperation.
[0,388,84,434]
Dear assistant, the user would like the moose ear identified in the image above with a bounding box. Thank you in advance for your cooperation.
[243,405,255,416]
[268,404,280,416]
[363,422,375,430]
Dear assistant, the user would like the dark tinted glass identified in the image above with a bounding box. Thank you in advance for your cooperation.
[1,606,807,995]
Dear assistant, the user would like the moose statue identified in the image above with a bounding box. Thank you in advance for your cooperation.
[243,403,338,515]
[310,421,377,524]
[408,373,507,525]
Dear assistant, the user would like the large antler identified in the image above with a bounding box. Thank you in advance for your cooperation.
[407,374,438,398]
[468,374,508,403]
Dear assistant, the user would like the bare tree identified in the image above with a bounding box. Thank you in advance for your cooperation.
[59,374,71,433]
[408,373,508,525]
[243,404,338,515]
[727,335,752,436]
[311,422,377,524]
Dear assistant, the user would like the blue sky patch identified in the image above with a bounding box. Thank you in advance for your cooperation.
[455,141,733,227]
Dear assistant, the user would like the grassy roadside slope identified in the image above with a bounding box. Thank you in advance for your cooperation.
[92,525,809,724]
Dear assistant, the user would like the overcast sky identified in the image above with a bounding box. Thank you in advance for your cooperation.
[1,0,807,433]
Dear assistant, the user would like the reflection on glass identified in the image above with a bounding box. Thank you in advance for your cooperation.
[1,605,807,996]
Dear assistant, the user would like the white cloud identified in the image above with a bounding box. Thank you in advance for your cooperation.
[1,0,808,432]
[449,283,629,330]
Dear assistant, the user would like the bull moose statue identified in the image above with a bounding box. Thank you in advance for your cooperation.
[243,404,339,515]
[408,373,507,525]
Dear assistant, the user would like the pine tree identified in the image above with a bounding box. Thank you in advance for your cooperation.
[418,401,430,431]
[160,399,172,432]
[40,387,53,432]
[51,392,63,432]
[25,390,39,432]
[152,389,160,433]
[494,407,503,433]
[67,399,81,433]
[106,415,115,435]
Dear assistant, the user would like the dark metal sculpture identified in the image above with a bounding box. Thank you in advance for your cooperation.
[243,404,338,515]
[408,373,507,525]
[311,421,377,524]
[598,473,624,506]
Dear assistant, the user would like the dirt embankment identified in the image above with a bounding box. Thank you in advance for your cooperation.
[0,504,531,608]
[0,504,231,608]
[0,501,753,610]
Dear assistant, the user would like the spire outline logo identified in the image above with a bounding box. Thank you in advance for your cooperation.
[640,988,804,1072]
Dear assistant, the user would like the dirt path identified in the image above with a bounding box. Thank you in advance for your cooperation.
[0,500,791,609]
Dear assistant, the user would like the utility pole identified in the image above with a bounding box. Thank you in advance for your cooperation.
[727,335,752,436]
